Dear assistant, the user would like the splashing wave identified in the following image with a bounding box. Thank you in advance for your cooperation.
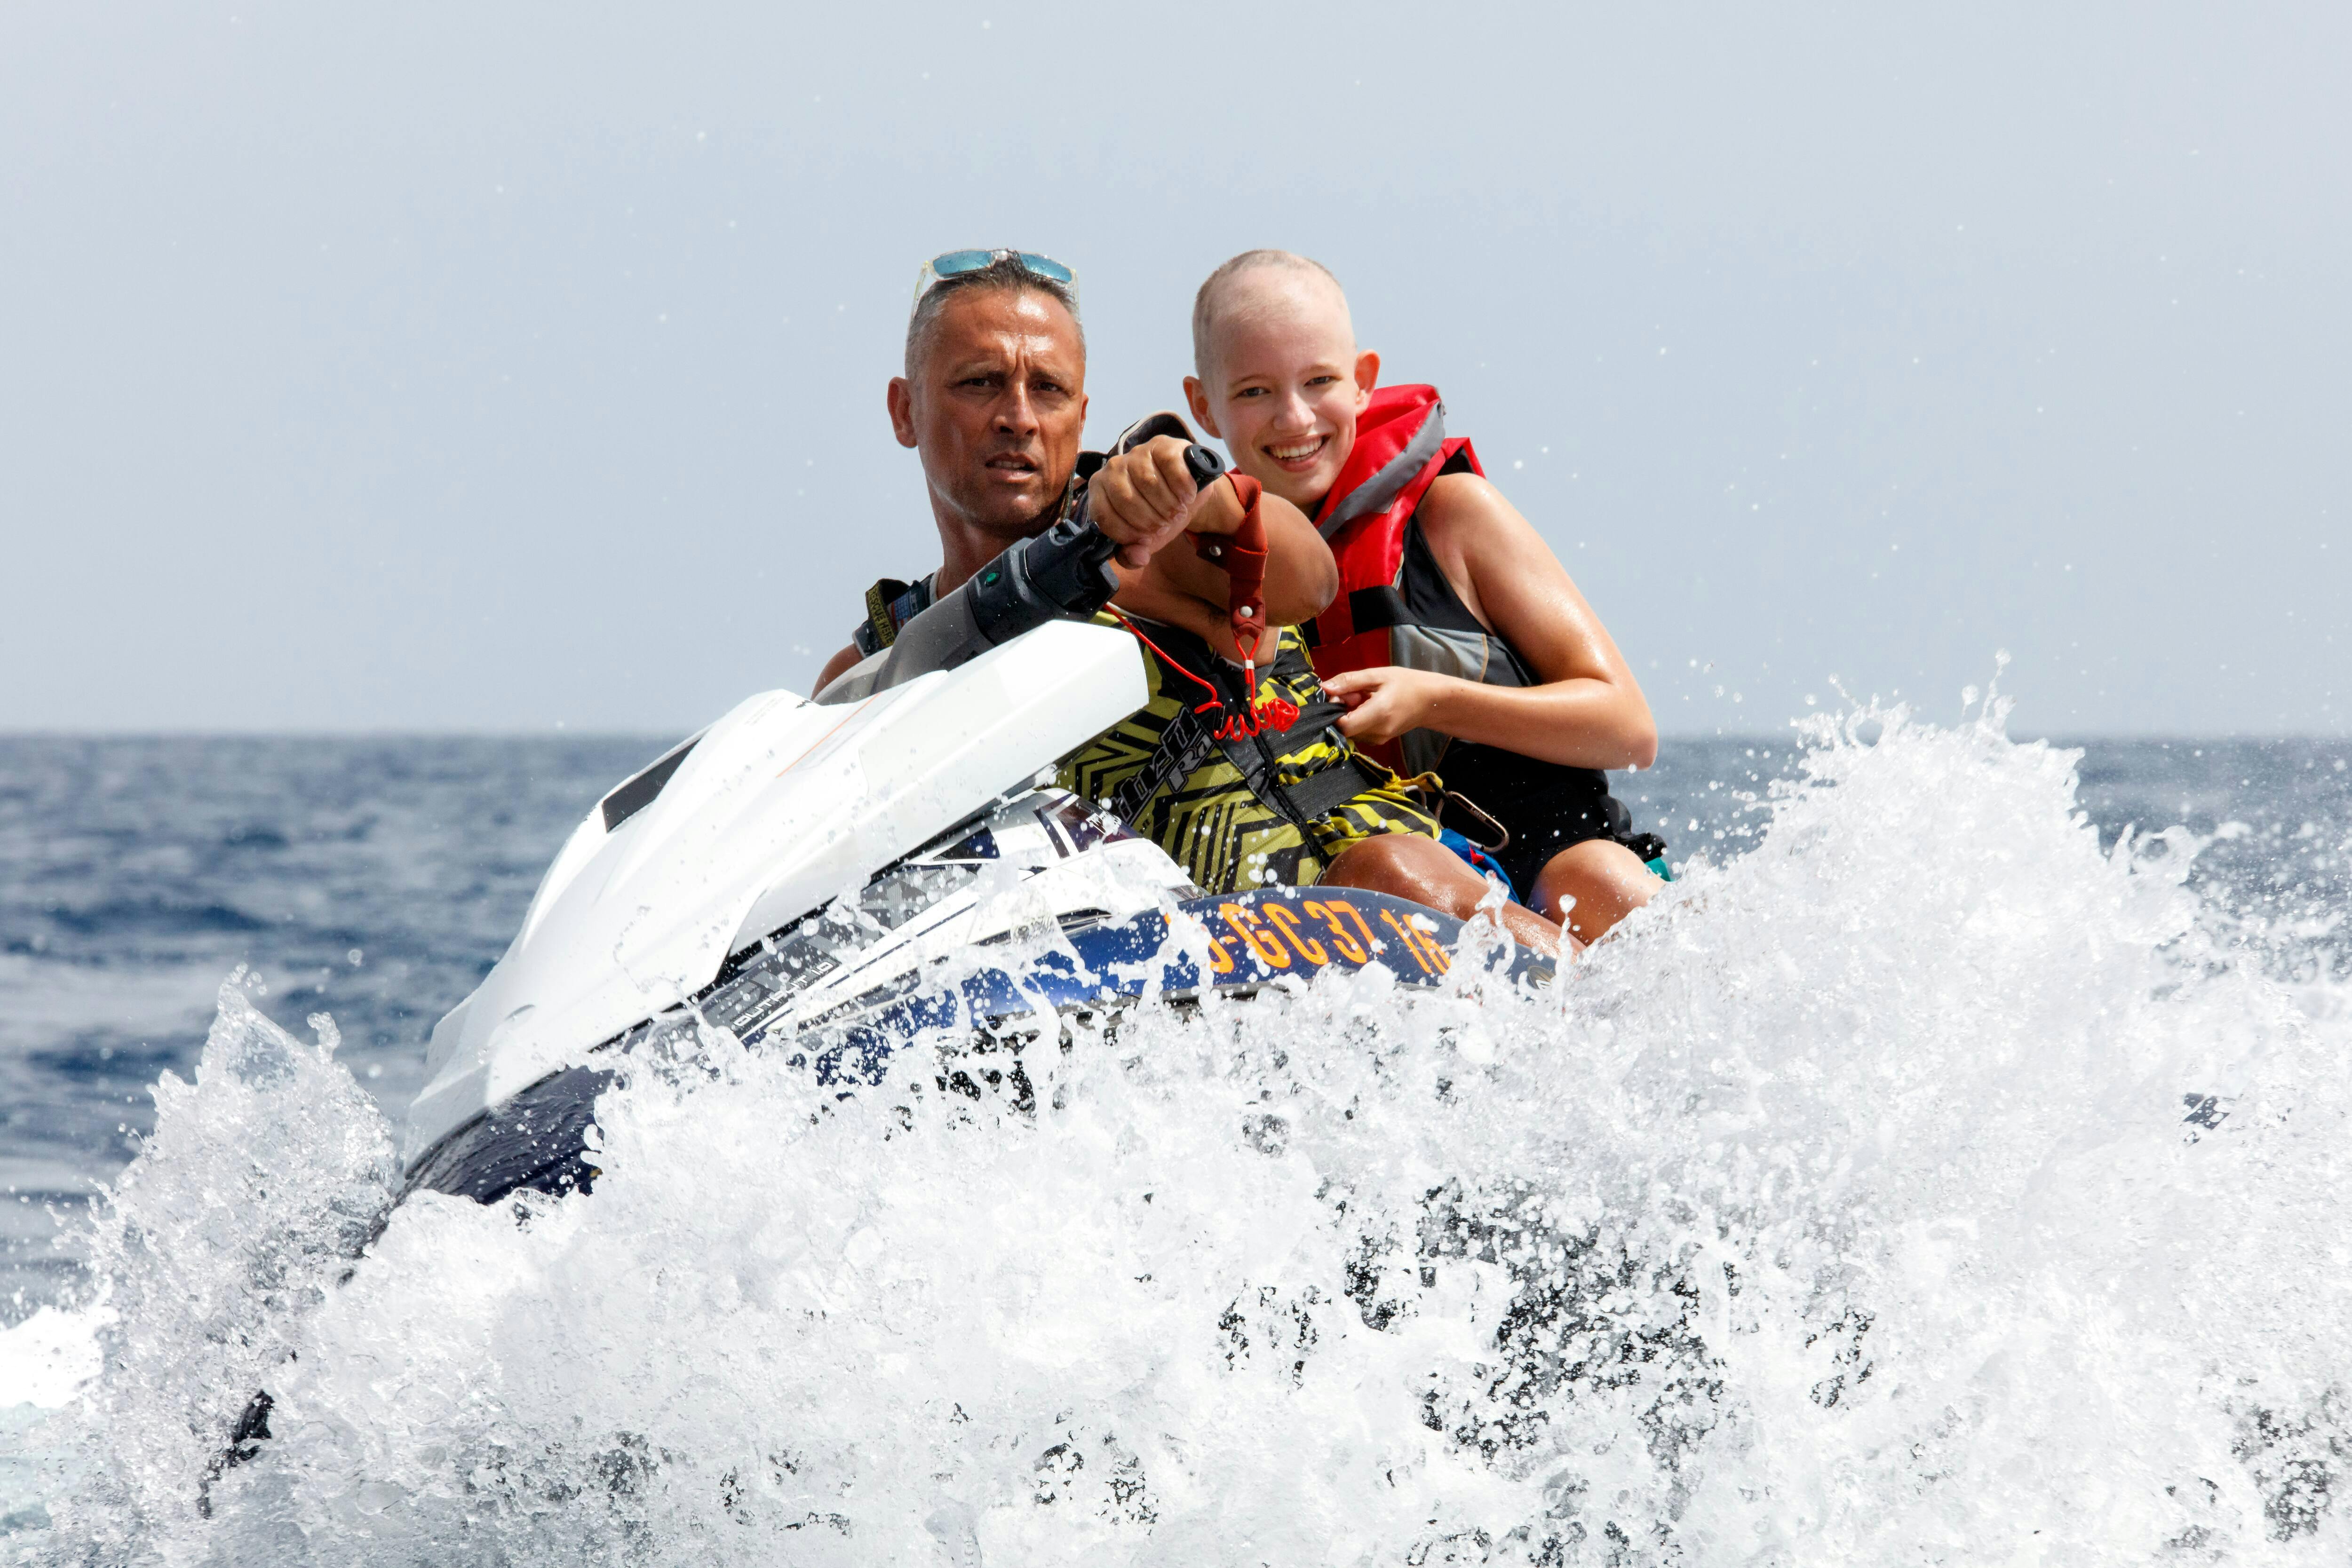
[18,703,2352,1563]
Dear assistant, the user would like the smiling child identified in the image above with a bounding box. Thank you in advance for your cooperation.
[1182,250,1668,941]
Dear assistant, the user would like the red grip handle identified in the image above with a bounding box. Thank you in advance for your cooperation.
[1190,472,1268,661]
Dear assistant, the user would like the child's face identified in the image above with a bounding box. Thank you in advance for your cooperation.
[1185,274,1377,511]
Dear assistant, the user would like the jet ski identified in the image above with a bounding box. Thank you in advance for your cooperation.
[206,446,1550,1495]
[400,443,1550,1211]
[402,618,1549,1208]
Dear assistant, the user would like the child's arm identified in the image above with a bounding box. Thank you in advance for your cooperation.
[1324,474,1657,770]
[1088,436,1338,660]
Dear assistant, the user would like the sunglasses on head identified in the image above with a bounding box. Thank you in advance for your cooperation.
[911,249,1081,318]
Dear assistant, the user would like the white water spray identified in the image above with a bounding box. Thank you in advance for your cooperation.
[15,702,2352,1564]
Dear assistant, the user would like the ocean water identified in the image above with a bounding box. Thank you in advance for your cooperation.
[0,735,660,1309]
[3,705,2350,1561]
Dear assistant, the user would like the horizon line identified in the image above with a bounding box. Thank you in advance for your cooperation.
[2,727,2345,745]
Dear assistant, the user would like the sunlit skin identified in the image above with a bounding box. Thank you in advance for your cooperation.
[886,288,1090,595]
[1316,831,1573,958]
[1188,262,1662,943]
[1183,269,1377,512]
[815,280,1565,956]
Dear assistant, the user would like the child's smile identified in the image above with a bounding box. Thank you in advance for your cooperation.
[1265,433,1332,471]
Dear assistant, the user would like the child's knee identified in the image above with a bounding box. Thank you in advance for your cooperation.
[1536,840,1657,935]
[1325,830,1456,904]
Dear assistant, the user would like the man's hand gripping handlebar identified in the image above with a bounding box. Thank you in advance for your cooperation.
[1084,440,1287,740]
[1180,470,1283,738]
[814,443,1242,705]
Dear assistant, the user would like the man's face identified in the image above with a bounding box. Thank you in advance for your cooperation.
[1184,271,1375,511]
[890,288,1088,543]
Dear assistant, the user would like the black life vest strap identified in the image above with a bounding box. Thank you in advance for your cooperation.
[1215,721,1378,841]
[1274,751,1381,824]
[854,576,937,658]
[1343,585,1410,634]
[1306,587,1410,649]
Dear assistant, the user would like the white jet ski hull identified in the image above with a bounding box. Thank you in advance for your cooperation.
[402,619,1550,1202]
[406,621,1160,1166]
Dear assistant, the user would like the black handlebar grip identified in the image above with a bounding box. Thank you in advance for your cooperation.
[1075,518,1117,566]
[1071,444,1226,565]
[1183,443,1227,491]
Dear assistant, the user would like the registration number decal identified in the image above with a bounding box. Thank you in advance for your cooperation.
[1184,894,1454,980]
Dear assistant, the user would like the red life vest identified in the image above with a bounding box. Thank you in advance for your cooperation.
[1303,384,1484,768]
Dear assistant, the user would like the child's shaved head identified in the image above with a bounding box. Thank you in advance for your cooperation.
[1184,249,1379,509]
[1192,249,1352,383]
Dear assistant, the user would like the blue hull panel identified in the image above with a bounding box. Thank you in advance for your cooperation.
[404,889,1547,1205]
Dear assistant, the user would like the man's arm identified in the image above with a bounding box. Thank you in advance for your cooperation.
[1324,473,1657,770]
[1087,436,1338,660]
[814,641,864,695]
[818,436,1339,700]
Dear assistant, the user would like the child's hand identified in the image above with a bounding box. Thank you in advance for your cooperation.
[1087,436,1200,569]
[1325,666,1446,745]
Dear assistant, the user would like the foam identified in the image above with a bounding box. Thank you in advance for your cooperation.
[16,701,2352,1563]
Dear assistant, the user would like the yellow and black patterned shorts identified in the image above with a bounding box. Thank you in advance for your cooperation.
[1059,620,1438,895]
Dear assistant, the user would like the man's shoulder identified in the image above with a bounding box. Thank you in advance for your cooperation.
[816,570,937,696]
[815,641,866,694]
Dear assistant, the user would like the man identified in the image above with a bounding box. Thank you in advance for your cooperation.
[816,250,1565,953]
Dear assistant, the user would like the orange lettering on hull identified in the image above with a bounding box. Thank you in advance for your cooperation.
[1262,903,1328,965]
[1219,903,1292,969]
[1377,909,1450,974]
[1300,899,1370,964]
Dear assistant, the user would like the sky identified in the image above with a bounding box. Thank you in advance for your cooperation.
[2,1,2345,738]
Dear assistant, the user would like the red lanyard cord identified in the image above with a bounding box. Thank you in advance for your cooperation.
[1104,606,1225,715]
[1191,473,1270,665]
[1186,473,1295,739]
[1104,474,1298,744]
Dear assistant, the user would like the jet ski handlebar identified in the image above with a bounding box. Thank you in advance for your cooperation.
[817,443,1230,705]
[997,441,1229,632]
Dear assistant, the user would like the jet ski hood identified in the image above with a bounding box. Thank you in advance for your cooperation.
[405,620,1148,1164]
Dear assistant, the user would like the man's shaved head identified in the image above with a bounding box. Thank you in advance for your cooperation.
[906,253,1083,379]
[888,282,1089,570]
[1191,249,1351,382]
